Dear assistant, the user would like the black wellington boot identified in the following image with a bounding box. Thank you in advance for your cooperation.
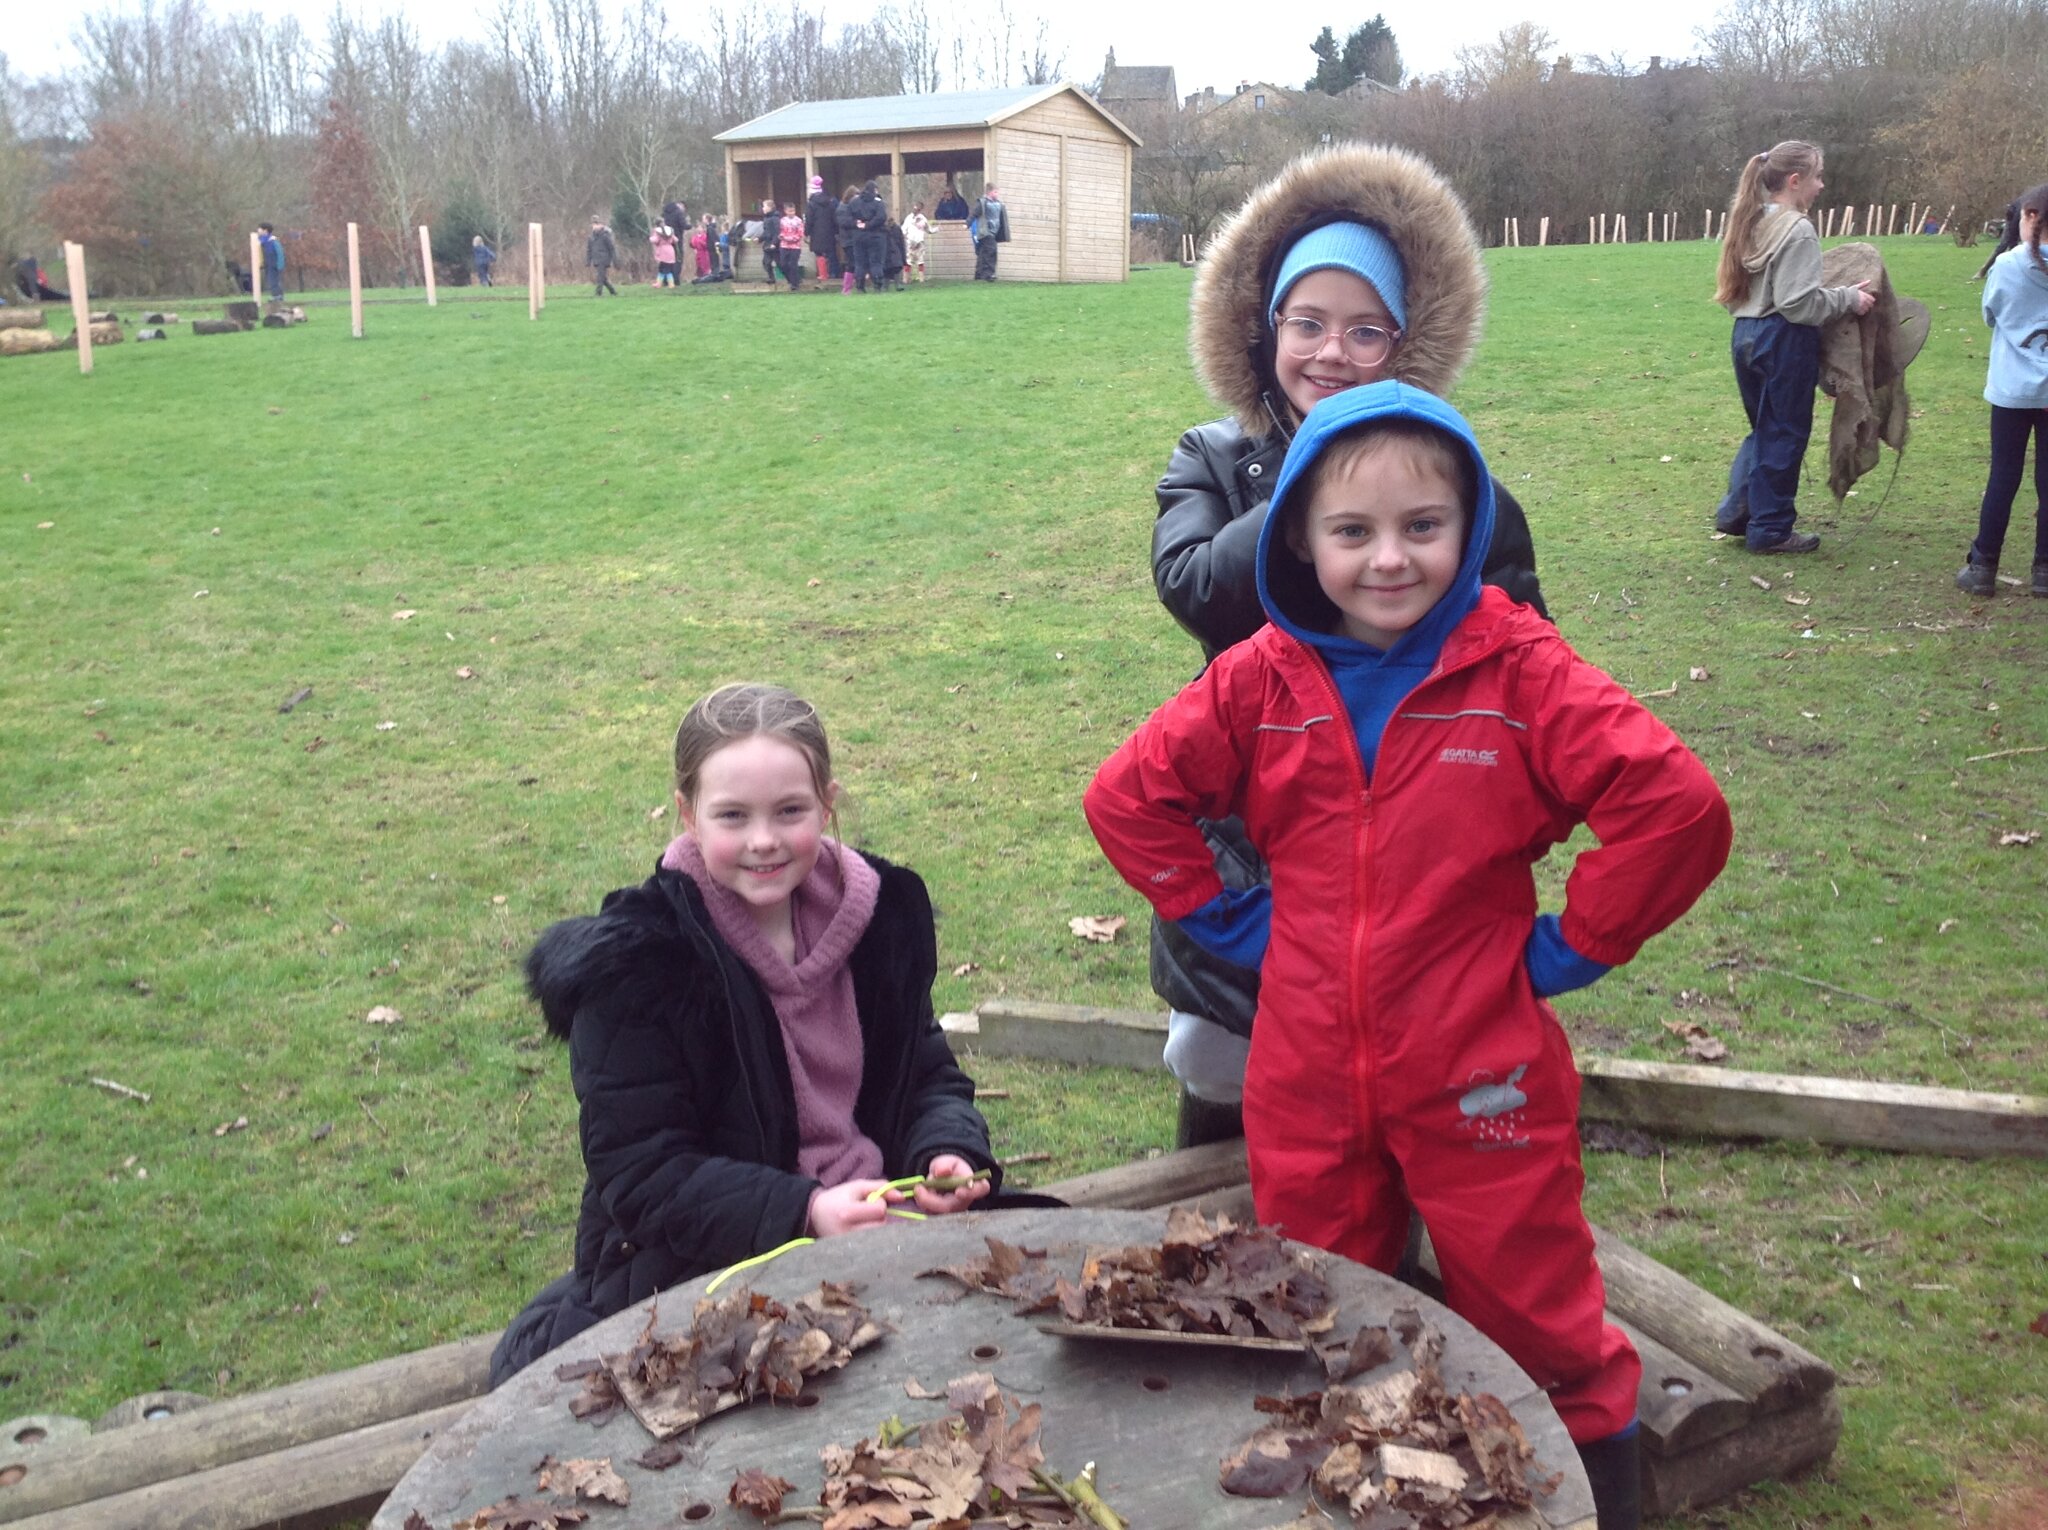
[1172,1086,1243,1149]
[1576,1427,1642,1530]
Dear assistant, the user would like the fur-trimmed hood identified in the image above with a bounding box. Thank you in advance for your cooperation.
[1191,143,1487,436]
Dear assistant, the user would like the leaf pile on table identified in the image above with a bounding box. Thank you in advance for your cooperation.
[728,1371,1123,1528]
[1221,1307,1563,1528]
[923,1206,1337,1343]
[408,1499,589,1530]
[560,1282,884,1438]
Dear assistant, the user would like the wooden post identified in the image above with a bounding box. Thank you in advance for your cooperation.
[418,224,436,305]
[64,241,92,374]
[1940,204,1954,234]
[1908,202,1919,234]
[1538,215,1549,246]
[1664,211,1672,241]
[1704,209,1712,240]
[528,222,540,319]
[346,222,363,337]
[1587,216,1595,244]
[536,221,546,307]
[1598,213,1606,244]
[1618,214,1627,244]
[249,230,264,305]
[1717,211,1726,240]
[1821,208,1834,237]
[1887,203,1898,235]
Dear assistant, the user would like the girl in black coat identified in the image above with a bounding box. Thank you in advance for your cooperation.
[489,684,999,1385]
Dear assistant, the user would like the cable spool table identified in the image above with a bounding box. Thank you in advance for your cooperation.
[372,1207,1596,1529]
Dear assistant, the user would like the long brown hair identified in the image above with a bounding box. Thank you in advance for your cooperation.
[1714,141,1822,308]
[673,683,835,816]
[2018,183,2048,277]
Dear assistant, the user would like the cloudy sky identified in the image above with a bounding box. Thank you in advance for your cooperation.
[10,0,1729,93]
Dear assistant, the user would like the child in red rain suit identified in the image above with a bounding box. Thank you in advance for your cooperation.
[1085,381,1732,1530]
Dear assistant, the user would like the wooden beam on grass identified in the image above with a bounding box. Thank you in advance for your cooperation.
[0,1336,490,1521]
[1,1403,472,1530]
[966,1002,2047,1157]
[1579,1057,2048,1158]
[970,998,1166,1072]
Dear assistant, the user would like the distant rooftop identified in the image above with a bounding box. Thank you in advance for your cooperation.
[1100,64,1178,103]
[715,83,1136,144]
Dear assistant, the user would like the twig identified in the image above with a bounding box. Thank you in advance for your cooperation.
[358,1097,388,1136]
[513,1088,531,1129]
[1963,745,2045,763]
[1707,956,1964,1048]
[1633,683,1678,699]
[1032,1468,1082,1515]
[768,1509,828,1524]
[1001,1151,1054,1167]
[1071,1462,1126,1530]
[90,1077,151,1103]
[1658,1148,1668,1202]
[976,1088,1011,1100]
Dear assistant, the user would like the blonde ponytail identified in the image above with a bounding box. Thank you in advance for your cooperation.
[1715,141,1822,308]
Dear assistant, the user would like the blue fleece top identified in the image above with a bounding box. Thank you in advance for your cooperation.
[1254,381,1495,778]
[1982,244,2048,410]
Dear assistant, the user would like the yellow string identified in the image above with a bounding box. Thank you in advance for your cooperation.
[705,1235,814,1295]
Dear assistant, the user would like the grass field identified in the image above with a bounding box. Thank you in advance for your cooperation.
[1,240,2043,1526]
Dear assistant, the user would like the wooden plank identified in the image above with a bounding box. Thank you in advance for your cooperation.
[1038,1137,1246,1209]
[0,1337,492,1522]
[4,1401,472,1530]
[1642,1387,1843,1516]
[971,998,1167,1070]
[1580,1057,2048,1158]
[1611,1318,1751,1458]
[1591,1226,1833,1413]
[972,1003,2047,1157]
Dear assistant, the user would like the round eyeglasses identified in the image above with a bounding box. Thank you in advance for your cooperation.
[1274,315,1401,367]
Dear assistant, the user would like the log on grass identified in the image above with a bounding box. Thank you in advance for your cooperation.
[1037,1136,1247,1209]
[1642,1386,1843,1516]
[73,322,121,347]
[0,308,45,330]
[0,1335,491,1522]
[224,300,260,323]
[0,329,60,356]
[135,327,167,341]
[1579,1057,2048,1158]
[192,319,248,335]
[1,1401,472,1530]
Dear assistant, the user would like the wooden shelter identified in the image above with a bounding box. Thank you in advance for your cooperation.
[714,83,1139,283]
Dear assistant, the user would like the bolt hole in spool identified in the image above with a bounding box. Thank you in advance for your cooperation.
[1661,1377,1692,1396]
[791,1393,822,1411]
[1750,1345,1782,1363]
[11,1429,43,1446]
[143,1407,174,1422]
[682,1502,714,1521]
[970,1343,1001,1361]
[1140,1375,1170,1393]
[0,1465,25,1488]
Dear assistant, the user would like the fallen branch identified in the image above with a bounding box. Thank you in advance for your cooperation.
[1963,745,2045,764]
[1000,1151,1053,1167]
[1633,683,1679,700]
[1707,958,1962,1046]
[91,1077,152,1103]
[358,1097,388,1136]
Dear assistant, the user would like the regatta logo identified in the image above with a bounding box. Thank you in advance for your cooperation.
[1438,746,1499,767]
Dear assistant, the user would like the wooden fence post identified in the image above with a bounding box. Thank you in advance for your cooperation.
[1618,214,1628,244]
[1538,215,1549,246]
[64,241,92,375]
[249,230,264,305]
[1588,216,1596,244]
[419,225,436,305]
[1940,204,1954,235]
[536,222,546,308]
[1887,203,1898,235]
[347,222,363,337]
[528,223,540,319]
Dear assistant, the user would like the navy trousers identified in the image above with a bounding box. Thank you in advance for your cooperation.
[1971,405,2048,568]
[1716,314,1820,549]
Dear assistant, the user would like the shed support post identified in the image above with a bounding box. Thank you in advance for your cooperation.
[724,150,739,232]
[890,140,904,220]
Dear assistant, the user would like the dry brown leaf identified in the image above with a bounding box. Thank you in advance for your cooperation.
[212,1116,248,1137]
[1998,830,2039,846]
[450,1499,588,1530]
[1684,1035,1730,1062]
[728,1468,797,1517]
[1662,1019,1711,1039]
[456,666,477,680]
[1689,666,1711,681]
[1067,914,1126,944]
[1784,593,1812,607]
[534,1455,630,1506]
[366,1005,402,1024]
[952,961,980,977]
[392,609,417,621]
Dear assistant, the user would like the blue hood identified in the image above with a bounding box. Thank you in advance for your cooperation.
[1255,380,1496,662]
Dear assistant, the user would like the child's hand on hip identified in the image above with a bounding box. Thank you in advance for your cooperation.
[913,1154,993,1215]
[809,1179,899,1237]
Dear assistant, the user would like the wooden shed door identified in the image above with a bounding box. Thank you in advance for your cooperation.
[1063,137,1127,282]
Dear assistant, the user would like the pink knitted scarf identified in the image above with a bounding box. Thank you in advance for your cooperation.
[662,834,884,1186]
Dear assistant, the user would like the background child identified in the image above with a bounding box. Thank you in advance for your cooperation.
[902,201,929,282]
[1712,140,1875,554]
[1087,383,1732,1530]
[648,222,678,287]
[585,216,617,296]
[471,233,495,287]
[777,202,808,290]
[489,683,998,1385]
[1957,181,2048,598]
[1147,144,1548,1146]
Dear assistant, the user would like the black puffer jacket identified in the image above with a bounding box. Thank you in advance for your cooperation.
[806,190,839,258]
[1148,143,1551,1037]
[490,852,996,1382]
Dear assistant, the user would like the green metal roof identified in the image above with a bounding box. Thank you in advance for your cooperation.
[714,83,1136,145]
